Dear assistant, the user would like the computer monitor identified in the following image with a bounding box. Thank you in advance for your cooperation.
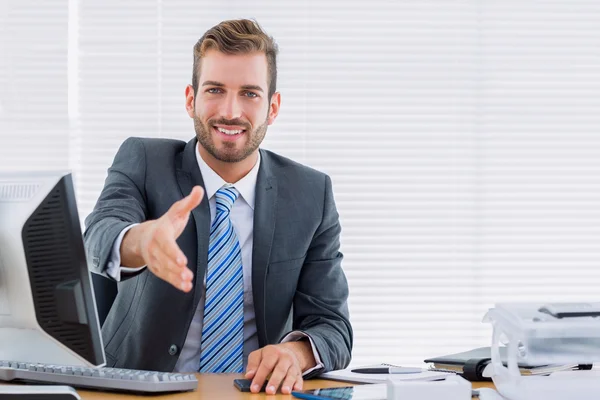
[0,171,105,367]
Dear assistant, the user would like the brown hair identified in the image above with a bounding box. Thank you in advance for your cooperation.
[192,19,279,99]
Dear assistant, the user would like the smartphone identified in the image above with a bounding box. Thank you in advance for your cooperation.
[233,378,268,393]
[292,384,387,400]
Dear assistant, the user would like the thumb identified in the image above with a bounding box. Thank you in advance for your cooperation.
[169,186,204,216]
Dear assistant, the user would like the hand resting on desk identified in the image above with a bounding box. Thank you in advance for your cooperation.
[245,341,317,395]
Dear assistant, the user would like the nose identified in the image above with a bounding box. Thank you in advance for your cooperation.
[220,92,243,120]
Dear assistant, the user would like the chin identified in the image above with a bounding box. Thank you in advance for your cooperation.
[213,150,247,163]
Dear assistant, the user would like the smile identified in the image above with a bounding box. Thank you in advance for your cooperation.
[212,125,247,141]
[217,127,244,135]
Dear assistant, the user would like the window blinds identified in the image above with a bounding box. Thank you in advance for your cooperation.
[2,0,600,367]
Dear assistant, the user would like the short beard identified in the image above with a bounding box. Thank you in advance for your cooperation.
[194,116,268,163]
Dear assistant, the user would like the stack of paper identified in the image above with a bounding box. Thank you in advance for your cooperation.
[424,346,583,380]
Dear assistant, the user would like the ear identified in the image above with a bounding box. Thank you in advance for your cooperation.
[267,92,281,126]
[185,85,195,118]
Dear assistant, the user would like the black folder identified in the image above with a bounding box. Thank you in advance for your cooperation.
[424,347,591,382]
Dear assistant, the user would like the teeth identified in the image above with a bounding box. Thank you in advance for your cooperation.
[217,127,243,135]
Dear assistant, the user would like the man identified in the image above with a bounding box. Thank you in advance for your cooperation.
[84,19,352,395]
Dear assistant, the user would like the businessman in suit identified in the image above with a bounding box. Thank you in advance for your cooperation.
[84,19,352,395]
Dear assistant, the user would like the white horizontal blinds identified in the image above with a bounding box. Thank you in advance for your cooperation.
[10,0,600,368]
[0,0,68,172]
[299,1,484,366]
[76,0,162,217]
[476,2,600,313]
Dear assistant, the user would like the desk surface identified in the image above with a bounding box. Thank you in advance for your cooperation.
[68,374,495,399]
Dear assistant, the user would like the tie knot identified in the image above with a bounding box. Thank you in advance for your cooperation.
[215,186,239,214]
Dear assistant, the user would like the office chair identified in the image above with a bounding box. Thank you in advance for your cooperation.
[91,272,118,327]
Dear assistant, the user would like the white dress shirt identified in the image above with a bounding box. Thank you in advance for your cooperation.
[106,145,323,374]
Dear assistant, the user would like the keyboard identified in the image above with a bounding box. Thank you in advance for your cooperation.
[0,360,198,393]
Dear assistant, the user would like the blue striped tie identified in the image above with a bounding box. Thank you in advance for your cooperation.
[198,186,244,373]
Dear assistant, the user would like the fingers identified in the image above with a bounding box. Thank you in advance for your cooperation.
[251,350,276,393]
[266,357,292,395]
[249,345,302,395]
[155,232,188,267]
[294,376,304,392]
[147,248,193,292]
[168,186,204,217]
[280,373,302,395]
[274,360,298,394]
[245,349,262,380]
[143,227,193,291]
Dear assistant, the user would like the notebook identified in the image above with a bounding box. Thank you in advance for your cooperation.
[319,364,453,384]
[424,347,586,381]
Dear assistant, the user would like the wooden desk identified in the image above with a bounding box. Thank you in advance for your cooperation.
[65,374,495,399]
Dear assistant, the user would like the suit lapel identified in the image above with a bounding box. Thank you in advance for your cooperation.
[252,149,278,347]
[176,138,210,310]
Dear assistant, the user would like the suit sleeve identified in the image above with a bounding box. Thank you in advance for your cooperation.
[292,174,353,375]
[83,137,148,280]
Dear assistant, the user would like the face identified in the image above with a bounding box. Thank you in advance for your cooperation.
[185,49,280,163]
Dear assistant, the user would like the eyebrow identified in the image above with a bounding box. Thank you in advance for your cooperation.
[202,81,264,93]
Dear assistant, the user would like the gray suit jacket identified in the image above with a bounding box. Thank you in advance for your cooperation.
[84,137,352,374]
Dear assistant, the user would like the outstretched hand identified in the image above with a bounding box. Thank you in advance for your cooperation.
[124,186,204,292]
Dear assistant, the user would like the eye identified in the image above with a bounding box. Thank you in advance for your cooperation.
[244,91,258,98]
[206,88,222,94]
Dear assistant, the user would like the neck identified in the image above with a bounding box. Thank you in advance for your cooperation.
[198,144,258,183]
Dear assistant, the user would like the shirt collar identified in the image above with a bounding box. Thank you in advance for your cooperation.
[195,144,260,210]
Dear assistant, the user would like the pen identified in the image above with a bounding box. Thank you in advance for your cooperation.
[351,367,423,374]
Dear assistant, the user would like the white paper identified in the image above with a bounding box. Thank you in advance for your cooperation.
[319,364,453,385]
